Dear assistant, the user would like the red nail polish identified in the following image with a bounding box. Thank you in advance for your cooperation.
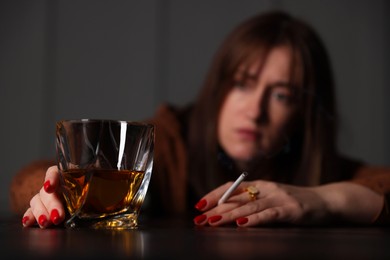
[50,209,60,225]
[43,180,51,192]
[236,217,248,225]
[195,199,207,210]
[193,214,207,224]
[38,215,47,227]
[22,216,29,226]
[208,215,222,223]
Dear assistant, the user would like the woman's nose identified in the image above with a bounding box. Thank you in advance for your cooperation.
[245,90,266,121]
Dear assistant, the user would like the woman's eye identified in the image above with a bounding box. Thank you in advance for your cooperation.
[273,92,288,100]
[271,88,294,103]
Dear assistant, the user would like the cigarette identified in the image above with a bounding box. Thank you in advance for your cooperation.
[218,171,248,205]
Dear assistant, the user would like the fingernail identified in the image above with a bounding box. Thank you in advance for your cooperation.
[38,215,48,227]
[208,215,222,223]
[195,199,207,210]
[236,217,248,225]
[193,214,207,225]
[43,180,51,192]
[22,216,29,226]
[50,209,60,225]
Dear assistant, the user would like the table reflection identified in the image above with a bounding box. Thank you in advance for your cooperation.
[20,226,146,258]
[3,216,390,259]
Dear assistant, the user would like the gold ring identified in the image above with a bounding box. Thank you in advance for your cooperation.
[245,186,259,201]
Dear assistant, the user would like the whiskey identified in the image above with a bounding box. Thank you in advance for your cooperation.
[60,168,145,219]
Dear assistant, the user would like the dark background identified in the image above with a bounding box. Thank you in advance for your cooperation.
[1,0,389,214]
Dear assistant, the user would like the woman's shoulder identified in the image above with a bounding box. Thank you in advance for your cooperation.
[147,103,193,138]
[145,103,191,214]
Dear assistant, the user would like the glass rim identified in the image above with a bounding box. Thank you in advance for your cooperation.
[56,119,154,128]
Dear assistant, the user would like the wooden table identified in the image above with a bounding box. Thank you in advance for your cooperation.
[2,213,389,259]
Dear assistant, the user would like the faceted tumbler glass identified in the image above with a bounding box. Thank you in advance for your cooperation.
[56,119,154,229]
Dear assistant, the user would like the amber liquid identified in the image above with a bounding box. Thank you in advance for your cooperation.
[61,169,145,219]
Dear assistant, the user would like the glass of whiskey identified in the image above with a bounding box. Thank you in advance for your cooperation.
[56,119,154,229]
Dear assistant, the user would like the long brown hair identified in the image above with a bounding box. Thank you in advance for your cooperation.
[188,10,338,196]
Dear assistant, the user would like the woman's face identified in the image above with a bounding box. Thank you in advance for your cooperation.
[217,46,301,167]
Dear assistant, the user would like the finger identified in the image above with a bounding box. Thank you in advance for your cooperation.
[237,206,293,227]
[22,208,37,227]
[206,188,275,227]
[194,182,234,211]
[30,193,50,229]
[251,207,284,225]
[200,191,252,217]
[195,181,264,227]
[194,202,236,226]
[207,199,269,226]
[224,186,261,204]
[43,166,60,193]
[39,185,66,226]
[194,181,248,211]
[194,191,248,226]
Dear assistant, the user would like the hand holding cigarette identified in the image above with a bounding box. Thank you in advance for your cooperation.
[218,172,248,205]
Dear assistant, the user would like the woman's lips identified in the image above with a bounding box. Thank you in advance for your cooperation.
[236,128,260,141]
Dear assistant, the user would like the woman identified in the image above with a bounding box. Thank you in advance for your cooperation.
[11,10,390,228]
